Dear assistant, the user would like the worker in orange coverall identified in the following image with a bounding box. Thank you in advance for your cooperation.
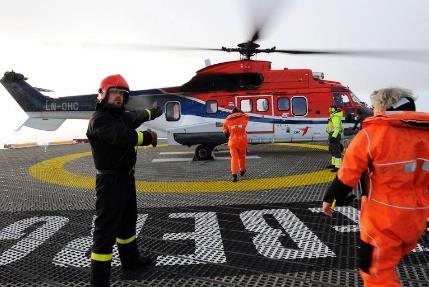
[322,87,429,287]
[223,107,249,182]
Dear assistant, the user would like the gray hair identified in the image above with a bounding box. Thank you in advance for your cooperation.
[370,87,417,112]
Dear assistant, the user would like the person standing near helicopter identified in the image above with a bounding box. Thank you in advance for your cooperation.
[223,107,249,182]
[326,105,343,172]
[322,88,429,287]
[86,74,162,287]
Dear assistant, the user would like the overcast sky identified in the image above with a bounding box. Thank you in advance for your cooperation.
[1,0,429,147]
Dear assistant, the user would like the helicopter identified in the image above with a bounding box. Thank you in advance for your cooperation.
[3,2,427,160]
[0,47,371,160]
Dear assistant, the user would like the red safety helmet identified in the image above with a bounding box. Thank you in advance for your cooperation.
[97,74,130,103]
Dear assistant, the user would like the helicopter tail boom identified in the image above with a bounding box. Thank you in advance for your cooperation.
[1,71,97,130]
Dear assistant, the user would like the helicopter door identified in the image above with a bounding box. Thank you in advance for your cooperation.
[274,96,292,141]
[290,96,312,141]
[236,95,274,134]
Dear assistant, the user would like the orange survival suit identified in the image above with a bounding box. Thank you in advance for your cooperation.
[323,111,429,286]
[223,109,249,180]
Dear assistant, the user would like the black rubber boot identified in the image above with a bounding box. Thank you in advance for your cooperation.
[240,169,246,176]
[90,260,111,287]
[126,255,152,270]
[118,240,152,272]
[326,164,335,169]
[232,174,238,182]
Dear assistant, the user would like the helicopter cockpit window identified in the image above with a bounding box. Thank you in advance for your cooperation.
[352,93,363,104]
[256,98,269,112]
[333,93,351,107]
[291,97,307,116]
[206,100,218,114]
[165,101,181,121]
[277,97,290,111]
[240,99,252,113]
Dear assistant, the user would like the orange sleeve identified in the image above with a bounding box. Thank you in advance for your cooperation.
[244,114,250,125]
[338,129,371,187]
[222,119,229,134]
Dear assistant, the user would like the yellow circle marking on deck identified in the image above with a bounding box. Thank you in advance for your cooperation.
[272,143,329,151]
[29,143,334,192]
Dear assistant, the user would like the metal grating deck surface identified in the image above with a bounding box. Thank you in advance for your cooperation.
[0,143,428,286]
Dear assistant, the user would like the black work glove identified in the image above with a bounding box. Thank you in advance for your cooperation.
[323,175,356,206]
[149,106,163,120]
[147,129,158,147]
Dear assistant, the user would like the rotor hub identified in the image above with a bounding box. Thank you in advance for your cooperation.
[221,42,276,59]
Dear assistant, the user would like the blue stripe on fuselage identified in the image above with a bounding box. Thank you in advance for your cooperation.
[176,95,329,125]
[130,91,329,125]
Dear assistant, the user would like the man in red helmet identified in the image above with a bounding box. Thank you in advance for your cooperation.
[86,74,162,287]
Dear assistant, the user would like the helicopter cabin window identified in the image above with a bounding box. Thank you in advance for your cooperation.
[240,99,252,113]
[256,98,269,112]
[291,97,307,116]
[333,93,351,107]
[165,101,181,121]
[206,100,218,114]
[277,97,290,111]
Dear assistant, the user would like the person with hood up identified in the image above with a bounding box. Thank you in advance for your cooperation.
[326,106,344,172]
[222,107,249,182]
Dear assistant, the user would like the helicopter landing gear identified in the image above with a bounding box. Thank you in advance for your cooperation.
[193,144,215,161]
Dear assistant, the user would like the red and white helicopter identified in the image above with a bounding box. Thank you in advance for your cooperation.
[4,2,427,160]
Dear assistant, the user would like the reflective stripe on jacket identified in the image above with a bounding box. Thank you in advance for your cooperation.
[326,111,343,137]
[86,108,151,170]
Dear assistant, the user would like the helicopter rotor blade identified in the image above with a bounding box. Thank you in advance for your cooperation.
[78,42,223,52]
[273,49,429,62]
[247,0,289,43]
[250,30,260,43]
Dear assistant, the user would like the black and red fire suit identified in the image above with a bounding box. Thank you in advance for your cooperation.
[86,105,160,286]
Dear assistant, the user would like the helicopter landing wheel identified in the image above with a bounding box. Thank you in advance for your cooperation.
[193,144,214,161]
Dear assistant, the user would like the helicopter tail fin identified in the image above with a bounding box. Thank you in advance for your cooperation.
[1,71,97,131]
[1,71,49,112]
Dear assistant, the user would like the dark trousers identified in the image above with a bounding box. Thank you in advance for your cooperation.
[329,134,343,158]
[92,172,138,256]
